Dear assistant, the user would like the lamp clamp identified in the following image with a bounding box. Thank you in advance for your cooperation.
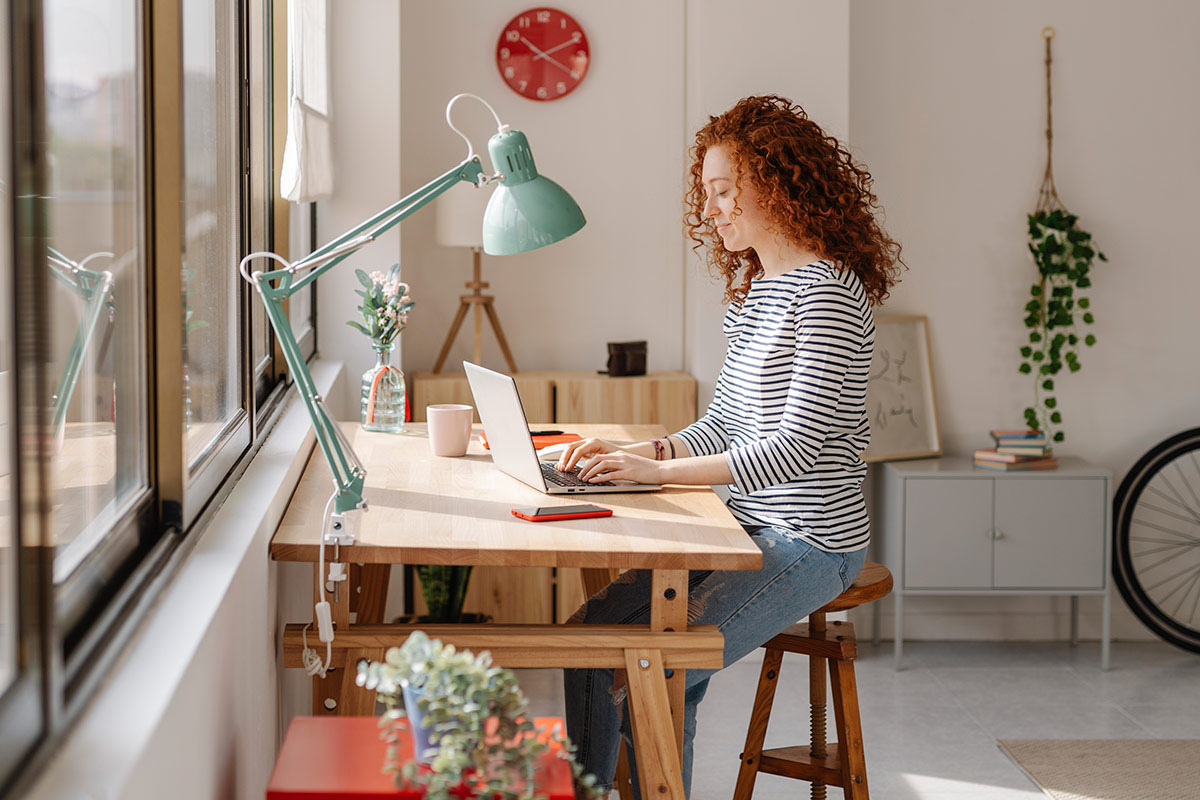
[324,511,357,547]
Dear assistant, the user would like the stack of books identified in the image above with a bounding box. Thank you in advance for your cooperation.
[974,429,1058,471]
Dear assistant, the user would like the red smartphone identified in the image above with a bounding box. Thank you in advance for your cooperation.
[511,504,612,522]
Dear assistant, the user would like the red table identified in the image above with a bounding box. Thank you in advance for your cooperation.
[267,716,574,799]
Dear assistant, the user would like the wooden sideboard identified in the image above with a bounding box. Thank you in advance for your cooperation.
[409,370,697,435]
[406,370,698,623]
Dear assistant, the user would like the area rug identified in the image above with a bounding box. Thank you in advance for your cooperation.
[998,739,1200,800]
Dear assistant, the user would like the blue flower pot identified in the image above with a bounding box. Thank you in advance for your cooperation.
[401,683,437,764]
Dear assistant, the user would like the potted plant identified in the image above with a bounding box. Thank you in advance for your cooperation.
[1017,27,1106,446]
[357,631,601,799]
[413,564,478,623]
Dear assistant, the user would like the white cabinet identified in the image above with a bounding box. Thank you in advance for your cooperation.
[879,457,1111,669]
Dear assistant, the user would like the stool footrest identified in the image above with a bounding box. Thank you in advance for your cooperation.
[764,620,858,660]
[759,745,844,786]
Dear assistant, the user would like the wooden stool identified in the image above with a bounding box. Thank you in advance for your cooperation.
[733,561,893,800]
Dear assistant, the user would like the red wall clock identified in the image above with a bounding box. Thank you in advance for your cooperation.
[496,8,590,101]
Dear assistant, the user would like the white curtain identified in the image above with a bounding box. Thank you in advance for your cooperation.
[279,0,332,203]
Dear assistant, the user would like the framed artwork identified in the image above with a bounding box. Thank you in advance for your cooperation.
[862,315,942,462]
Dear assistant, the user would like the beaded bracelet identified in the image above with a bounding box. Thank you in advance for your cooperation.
[651,439,665,461]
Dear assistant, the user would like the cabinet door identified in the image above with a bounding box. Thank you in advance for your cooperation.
[554,372,697,431]
[993,478,1106,589]
[903,478,993,589]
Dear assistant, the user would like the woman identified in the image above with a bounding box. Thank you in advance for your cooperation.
[559,95,903,798]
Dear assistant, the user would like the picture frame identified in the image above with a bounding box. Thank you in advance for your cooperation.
[862,314,942,462]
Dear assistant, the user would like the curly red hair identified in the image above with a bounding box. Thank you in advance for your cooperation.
[685,95,903,307]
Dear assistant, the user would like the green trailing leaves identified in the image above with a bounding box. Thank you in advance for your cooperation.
[358,632,603,799]
[1019,209,1104,445]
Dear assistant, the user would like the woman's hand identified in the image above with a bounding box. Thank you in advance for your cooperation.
[576,450,662,485]
[556,437,622,472]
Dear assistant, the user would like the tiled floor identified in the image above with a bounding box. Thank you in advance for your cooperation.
[517,640,1200,799]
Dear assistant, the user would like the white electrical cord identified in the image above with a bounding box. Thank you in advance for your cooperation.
[238,249,293,286]
[445,93,507,165]
[301,490,339,679]
[300,624,328,679]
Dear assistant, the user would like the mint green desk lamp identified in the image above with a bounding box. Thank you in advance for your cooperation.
[239,93,584,547]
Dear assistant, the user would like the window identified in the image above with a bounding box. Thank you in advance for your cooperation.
[180,0,252,516]
[43,0,150,583]
[0,0,299,791]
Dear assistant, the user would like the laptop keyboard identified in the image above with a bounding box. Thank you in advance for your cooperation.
[541,462,614,488]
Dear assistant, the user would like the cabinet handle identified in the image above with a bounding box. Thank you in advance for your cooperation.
[993,528,1006,540]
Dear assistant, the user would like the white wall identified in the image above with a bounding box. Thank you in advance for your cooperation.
[398,0,687,376]
[683,0,850,411]
[317,0,401,413]
[850,0,1200,640]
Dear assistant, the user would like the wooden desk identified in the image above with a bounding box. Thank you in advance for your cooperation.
[271,423,760,799]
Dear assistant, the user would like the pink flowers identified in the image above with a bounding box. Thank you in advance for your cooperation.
[349,264,415,349]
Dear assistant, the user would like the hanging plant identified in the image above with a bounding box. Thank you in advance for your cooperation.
[1018,28,1106,445]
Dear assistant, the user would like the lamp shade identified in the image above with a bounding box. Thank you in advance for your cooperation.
[435,183,491,248]
[482,128,585,256]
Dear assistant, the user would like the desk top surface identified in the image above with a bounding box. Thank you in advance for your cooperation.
[271,423,761,570]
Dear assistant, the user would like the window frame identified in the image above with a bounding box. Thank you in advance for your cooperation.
[0,0,52,788]
[0,0,303,792]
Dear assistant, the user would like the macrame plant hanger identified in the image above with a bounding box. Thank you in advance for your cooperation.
[1036,27,1063,214]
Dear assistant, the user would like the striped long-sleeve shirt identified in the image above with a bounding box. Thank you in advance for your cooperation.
[674,260,874,553]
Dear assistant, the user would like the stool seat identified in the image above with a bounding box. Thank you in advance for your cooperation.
[818,561,893,613]
[734,561,892,800]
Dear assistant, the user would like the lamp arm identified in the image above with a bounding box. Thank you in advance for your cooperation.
[48,248,115,437]
[285,157,488,291]
[241,158,487,519]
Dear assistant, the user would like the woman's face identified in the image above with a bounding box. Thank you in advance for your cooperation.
[701,144,769,253]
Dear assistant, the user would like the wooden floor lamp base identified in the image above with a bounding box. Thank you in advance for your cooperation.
[432,249,518,374]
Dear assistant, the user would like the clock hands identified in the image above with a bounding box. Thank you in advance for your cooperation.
[519,36,576,77]
[530,32,581,62]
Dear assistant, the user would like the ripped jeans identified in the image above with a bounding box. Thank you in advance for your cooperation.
[562,525,866,798]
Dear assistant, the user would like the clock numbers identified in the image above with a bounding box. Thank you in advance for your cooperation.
[496,8,590,102]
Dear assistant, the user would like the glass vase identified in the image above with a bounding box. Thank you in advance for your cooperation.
[360,344,405,433]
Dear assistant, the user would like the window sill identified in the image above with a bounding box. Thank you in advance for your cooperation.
[24,360,346,800]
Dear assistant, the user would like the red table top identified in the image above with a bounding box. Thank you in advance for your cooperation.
[266,716,574,799]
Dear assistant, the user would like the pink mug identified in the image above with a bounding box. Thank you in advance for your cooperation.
[426,404,474,457]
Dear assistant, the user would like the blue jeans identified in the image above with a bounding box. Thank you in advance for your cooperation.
[562,526,866,798]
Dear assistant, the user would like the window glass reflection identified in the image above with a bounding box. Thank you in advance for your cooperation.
[44,0,148,579]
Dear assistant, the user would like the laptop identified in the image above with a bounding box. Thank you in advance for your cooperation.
[463,362,661,494]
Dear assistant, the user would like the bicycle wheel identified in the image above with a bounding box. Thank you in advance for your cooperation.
[1113,427,1200,653]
